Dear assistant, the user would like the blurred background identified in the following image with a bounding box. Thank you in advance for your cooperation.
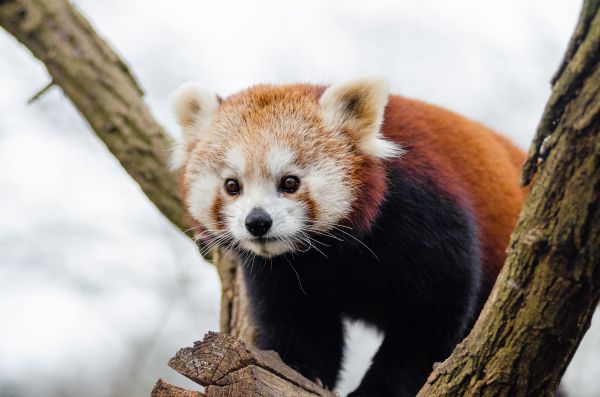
[0,1,598,396]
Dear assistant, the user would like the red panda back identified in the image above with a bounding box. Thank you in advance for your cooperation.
[382,95,526,283]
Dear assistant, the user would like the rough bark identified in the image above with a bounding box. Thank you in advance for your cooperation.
[0,0,253,343]
[213,250,256,341]
[151,332,337,397]
[417,2,600,396]
[2,0,600,396]
[151,380,206,397]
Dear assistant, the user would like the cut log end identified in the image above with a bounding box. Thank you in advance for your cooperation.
[164,331,337,397]
[150,379,205,397]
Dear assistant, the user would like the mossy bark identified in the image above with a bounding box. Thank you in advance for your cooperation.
[0,0,253,343]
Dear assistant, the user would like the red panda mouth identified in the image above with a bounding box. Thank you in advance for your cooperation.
[254,236,278,244]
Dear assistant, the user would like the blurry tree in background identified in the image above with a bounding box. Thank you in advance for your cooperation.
[1,0,599,396]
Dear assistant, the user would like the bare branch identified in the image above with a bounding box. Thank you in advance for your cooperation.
[27,79,54,104]
[0,0,190,236]
[0,0,255,342]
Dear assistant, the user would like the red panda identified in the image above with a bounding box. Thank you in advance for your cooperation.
[170,79,526,397]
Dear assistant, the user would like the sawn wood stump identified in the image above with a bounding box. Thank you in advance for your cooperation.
[150,332,338,397]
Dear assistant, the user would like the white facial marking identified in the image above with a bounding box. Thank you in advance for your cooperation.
[304,160,352,227]
[225,146,246,175]
[187,172,220,229]
[179,82,393,258]
[267,145,296,177]
[220,178,306,257]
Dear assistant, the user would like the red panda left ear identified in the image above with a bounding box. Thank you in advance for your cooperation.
[171,83,220,141]
[169,83,220,169]
[319,78,403,159]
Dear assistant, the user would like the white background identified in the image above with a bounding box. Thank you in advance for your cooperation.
[0,1,598,396]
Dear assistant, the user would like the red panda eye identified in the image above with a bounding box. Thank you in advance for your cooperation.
[224,178,240,195]
[280,176,300,193]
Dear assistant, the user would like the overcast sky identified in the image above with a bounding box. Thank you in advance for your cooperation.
[0,1,597,396]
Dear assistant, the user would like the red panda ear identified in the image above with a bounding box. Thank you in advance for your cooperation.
[170,83,220,169]
[319,78,402,159]
[171,83,220,140]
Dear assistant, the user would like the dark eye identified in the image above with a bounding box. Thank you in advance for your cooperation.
[224,178,240,195]
[280,176,300,193]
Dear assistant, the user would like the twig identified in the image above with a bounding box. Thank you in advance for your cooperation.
[27,80,55,104]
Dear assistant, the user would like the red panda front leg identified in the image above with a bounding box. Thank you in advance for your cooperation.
[253,302,345,389]
[241,259,345,389]
[267,313,344,389]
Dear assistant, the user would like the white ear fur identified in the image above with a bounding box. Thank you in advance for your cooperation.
[171,83,220,140]
[169,83,220,169]
[319,78,402,159]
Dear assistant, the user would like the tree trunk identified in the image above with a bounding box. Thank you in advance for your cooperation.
[2,0,599,396]
[0,0,254,343]
[417,2,600,395]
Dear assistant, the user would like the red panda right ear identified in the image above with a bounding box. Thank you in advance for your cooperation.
[319,78,402,159]
[169,83,220,169]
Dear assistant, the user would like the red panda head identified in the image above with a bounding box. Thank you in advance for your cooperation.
[171,79,402,257]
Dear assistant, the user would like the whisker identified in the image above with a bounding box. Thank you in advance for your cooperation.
[294,232,328,258]
[182,225,204,234]
[334,229,379,261]
[282,255,306,295]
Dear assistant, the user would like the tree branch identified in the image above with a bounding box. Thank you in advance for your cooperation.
[27,79,55,103]
[0,0,255,343]
[0,0,189,234]
[151,380,206,397]
[151,332,337,397]
[522,0,600,185]
[2,0,599,396]
[417,2,600,395]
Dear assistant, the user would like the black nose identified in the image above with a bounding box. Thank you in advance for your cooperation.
[245,208,273,237]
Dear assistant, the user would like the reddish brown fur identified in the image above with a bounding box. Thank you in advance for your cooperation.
[381,96,526,281]
[173,82,526,396]
[234,84,526,281]
[211,195,225,230]
[346,155,388,231]
[178,84,525,283]
[297,190,319,221]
